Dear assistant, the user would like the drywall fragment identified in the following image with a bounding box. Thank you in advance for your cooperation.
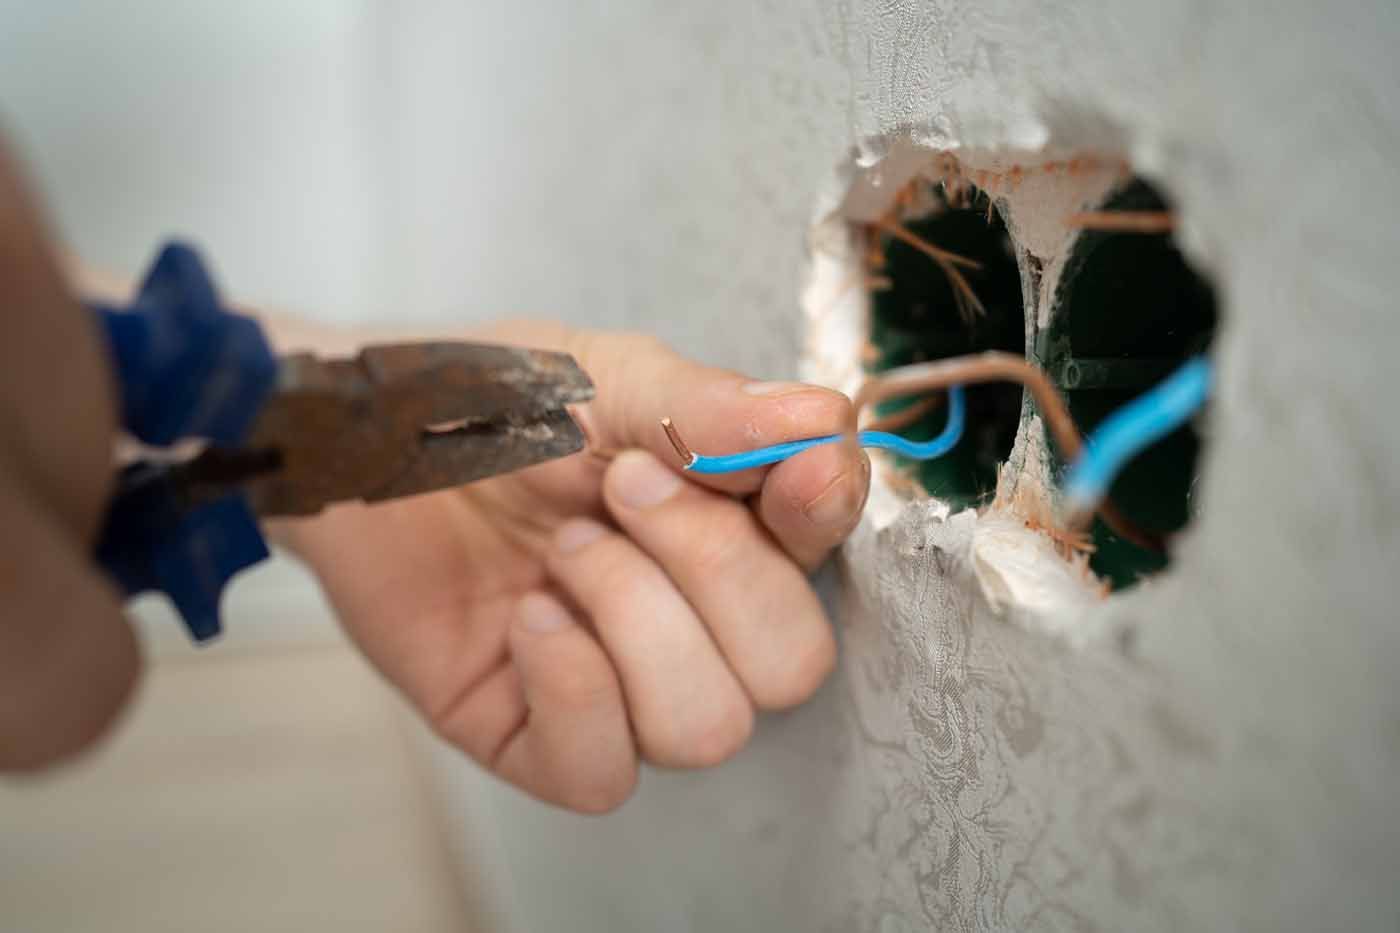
[970,513,1101,637]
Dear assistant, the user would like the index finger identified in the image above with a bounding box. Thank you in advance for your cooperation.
[569,330,858,498]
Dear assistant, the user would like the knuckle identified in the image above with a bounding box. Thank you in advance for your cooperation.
[582,551,649,618]
[687,508,758,577]
[619,331,673,359]
[642,692,755,769]
[426,701,464,748]
[548,666,619,711]
[564,760,639,814]
[683,699,755,768]
[751,625,837,711]
[433,701,514,770]
[555,535,631,605]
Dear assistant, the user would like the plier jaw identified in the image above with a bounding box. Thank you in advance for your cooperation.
[243,342,595,516]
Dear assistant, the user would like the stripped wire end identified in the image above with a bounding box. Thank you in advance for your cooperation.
[660,418,697,469]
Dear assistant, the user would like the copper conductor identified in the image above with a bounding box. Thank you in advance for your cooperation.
[852,353,1164,551]
[660,417,694,466]
[1065,210,1175,233]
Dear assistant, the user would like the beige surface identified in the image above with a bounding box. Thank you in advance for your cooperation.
[0,560,473,933]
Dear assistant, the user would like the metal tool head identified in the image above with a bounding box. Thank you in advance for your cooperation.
[232,341,594,515]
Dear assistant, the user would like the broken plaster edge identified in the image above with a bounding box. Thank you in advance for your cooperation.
[799,140,1111,641]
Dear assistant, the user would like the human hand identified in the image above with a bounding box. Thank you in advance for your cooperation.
[276,322,869,812]
[0,140,139,771]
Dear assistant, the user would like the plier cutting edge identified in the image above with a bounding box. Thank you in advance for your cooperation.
[92,242,594,642]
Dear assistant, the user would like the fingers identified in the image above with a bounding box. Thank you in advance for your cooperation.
[601,450,836,710]
[566,331,857,498]
[495,593,637,813]
[545,518,754,768]
[567,329,871,565]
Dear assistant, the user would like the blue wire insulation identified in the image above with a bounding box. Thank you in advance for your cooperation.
[684,386,966,474]
[1062,356,1213,513]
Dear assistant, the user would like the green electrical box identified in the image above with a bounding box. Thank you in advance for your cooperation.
[867,189,1024,507]
[866,178,1217,590]
[1035,180,1217,589]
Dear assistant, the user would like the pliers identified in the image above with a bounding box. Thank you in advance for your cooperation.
[92,242,593,642]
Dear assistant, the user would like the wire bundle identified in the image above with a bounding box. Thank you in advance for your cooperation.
[661,354,1212,541]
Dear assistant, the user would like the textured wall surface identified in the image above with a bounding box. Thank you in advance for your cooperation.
[400,3,1400,930]
[4,1,1398,930]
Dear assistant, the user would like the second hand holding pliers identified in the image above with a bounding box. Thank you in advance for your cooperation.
[92,241,594,642]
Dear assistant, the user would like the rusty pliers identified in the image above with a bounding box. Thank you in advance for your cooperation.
[93,242,593,641]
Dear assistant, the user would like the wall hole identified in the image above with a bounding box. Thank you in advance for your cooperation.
[1040,178,1219,589]
[865,184,1024,508]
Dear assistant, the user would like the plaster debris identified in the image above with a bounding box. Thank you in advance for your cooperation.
[970,512,1102,634]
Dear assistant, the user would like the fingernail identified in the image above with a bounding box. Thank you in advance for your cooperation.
[517,593,572,633]
[742,380,807,396]
[555,518,606,554]
[612,450,684,509]
[804,470,861,526]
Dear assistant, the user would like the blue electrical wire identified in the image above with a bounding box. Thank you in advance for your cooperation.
[681,385,966,474]
[1062,356,1213,513]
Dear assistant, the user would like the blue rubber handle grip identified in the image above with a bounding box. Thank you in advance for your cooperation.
[92,242,278,642]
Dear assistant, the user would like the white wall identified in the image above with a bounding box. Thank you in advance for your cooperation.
[4,2,1400,931]
[0,0,384,321]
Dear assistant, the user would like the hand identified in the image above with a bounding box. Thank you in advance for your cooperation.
[276,322,869,812]
[0,140,138,770]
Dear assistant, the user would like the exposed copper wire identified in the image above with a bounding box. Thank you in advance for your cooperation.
[657,352,1164,552]
[862,394,944,434]
[660,417,695,466]
[854,353,1078,457]
[1064,210,1175,233]
[872,217,982,270]
[852,353,1165,551]
[659,393,944,462]
[1096,500,1164,553]
[872,217,987,323]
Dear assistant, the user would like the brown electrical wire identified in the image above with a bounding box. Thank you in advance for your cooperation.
[872,218,983,270]
[871,218,987,322]
[1064,210,1175,233]
[659,352,1165,553]
[852,353,1165,552]
[862,394,944,434]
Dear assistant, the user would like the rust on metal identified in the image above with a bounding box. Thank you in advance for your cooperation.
[226,341,594,516]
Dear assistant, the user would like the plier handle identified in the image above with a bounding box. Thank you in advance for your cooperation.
[93,242,593,642]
